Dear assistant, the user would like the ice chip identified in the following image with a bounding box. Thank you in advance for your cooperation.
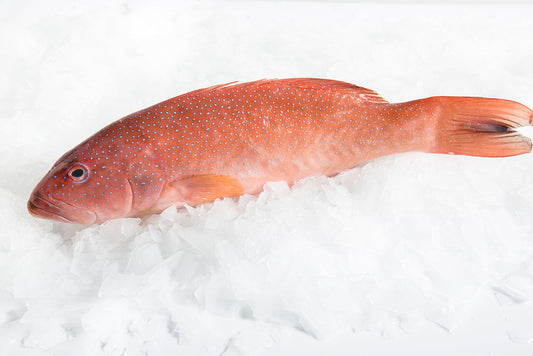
[222,325,276,355]
[125,243,163,274]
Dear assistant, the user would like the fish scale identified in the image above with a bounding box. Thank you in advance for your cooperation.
[28,78,533,224]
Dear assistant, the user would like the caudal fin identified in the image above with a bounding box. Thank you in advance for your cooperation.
[432,97,533,157]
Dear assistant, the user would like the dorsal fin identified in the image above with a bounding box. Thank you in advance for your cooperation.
[177,78,389,104]
[351,87,389,104]
[272,78,388,104]
[178,81,239,98]
[260,78,388,104]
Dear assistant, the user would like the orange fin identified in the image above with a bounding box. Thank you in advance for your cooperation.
[272,78,389,104]
[433,97,532,157]
[171,174,244,206]
[352,87,389,104]
[180,81,239,98]
[187,78,389,104]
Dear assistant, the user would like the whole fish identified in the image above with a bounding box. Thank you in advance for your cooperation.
[28,78,533,224]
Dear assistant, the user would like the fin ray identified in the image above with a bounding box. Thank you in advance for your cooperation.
[433,97,533,157]
[179,78,389,104]
[171,174,244,206]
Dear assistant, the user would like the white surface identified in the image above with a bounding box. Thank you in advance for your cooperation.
[1,1,533,355]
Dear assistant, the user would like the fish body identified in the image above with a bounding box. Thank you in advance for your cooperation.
[28,79,533,224]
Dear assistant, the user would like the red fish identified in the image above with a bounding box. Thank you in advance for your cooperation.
[28,78,532,225]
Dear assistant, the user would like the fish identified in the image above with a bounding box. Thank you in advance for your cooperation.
[28,78,533,225]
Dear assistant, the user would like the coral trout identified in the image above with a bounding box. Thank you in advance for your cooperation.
[28,78,533,224]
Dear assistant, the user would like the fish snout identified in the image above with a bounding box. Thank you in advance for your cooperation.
[27,193,96,225]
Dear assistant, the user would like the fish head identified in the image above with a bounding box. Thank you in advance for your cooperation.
[28,136,168,225]
[28,150,132,225]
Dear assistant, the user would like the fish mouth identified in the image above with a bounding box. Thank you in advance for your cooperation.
[27,194,96,225]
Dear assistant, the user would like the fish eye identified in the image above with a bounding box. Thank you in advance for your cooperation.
[68,164,89,183]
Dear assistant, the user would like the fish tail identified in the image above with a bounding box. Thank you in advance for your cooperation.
[430,96,533,157]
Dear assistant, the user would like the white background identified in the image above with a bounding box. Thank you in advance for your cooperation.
[1,1,533,355]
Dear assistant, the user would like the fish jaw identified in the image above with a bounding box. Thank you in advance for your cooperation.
[27,193,97,225]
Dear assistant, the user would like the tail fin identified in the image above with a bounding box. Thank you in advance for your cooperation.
[432,97,533,157]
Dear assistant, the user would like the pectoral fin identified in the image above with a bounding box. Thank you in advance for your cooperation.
[170,174,244,206]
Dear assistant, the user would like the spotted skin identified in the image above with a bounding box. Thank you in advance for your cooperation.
[28,78,533,224]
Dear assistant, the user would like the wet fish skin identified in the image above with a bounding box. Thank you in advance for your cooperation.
[27,78,533,224]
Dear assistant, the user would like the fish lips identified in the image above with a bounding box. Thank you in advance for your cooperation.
[27,193,96,225]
